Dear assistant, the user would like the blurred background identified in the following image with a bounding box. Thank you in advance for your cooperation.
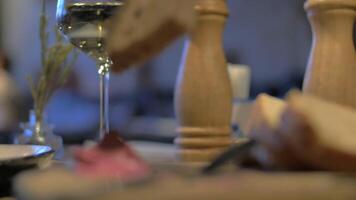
[0,0,311,143]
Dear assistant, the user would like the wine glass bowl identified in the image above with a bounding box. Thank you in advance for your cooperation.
[56,0,123,140]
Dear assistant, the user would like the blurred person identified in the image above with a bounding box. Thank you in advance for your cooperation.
[0,52,20,136]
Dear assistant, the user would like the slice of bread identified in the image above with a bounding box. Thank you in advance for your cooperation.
[244,94,303,168]
[280,90,356,171]
[107,0,196,72]
[244,94,285,135]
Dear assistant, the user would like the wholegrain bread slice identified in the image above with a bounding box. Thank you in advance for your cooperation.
[279,90,356,171]
[107,0,196,72]
[244,94,303,169]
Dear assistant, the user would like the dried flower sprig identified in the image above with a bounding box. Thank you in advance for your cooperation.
[28,0,78,123]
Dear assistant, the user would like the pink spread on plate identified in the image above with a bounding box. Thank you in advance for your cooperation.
[73,131,151,182]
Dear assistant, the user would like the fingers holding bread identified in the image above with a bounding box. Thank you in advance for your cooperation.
[279,91,356,171]
[245,90,356,171]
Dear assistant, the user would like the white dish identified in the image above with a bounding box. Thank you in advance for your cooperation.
[0,144,54,168]
[0,145,53,161]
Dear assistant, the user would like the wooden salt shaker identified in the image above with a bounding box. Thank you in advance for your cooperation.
[174,0,233,162]
[303,0,356,108]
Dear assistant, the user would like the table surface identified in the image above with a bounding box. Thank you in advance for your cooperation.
[8,141,356,200]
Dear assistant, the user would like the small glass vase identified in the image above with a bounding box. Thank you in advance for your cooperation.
[14,110,64,159]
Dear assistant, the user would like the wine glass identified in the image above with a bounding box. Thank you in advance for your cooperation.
[56,0,124,140]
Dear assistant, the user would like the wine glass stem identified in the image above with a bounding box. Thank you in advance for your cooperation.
[98,58,112,140]
[99,72,110,140]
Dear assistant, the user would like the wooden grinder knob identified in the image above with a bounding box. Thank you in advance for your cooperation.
[174,0,233,163]
[303,0,356,108]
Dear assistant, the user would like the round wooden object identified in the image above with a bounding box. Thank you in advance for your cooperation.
[303,0,356,108]
[177,148,227,163]
[174,0,232,163]
[174,136,232,148]
[177,127,231,137]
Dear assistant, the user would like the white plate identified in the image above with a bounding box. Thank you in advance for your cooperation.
[0,145,54,167]
[0,145,52,161]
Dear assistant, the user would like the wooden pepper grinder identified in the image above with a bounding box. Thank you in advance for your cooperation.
[174,0,232,162]
[303,0,356,108]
